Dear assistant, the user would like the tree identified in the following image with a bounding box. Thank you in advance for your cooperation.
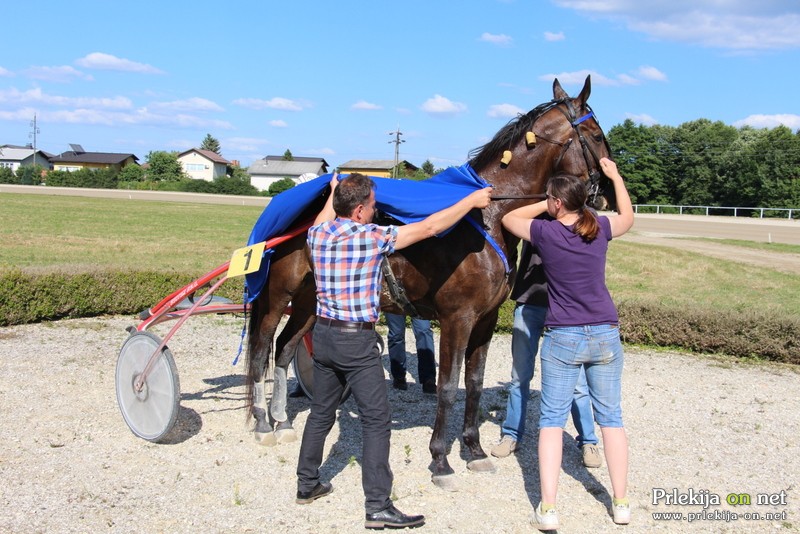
[200,134,221,154]
[146,151,185,182]
[268,177,296,196]
[282,149,294,161]
[118,164,145,183]
[0,166,17,184]
[421,160,435,177]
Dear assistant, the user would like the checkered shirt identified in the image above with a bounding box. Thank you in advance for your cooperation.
[308,218,399,323]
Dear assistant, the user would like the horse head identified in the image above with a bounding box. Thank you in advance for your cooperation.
[469,75,615,212]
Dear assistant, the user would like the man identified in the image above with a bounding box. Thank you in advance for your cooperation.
[296,173,492,529]
[491,240,602,469]
[386,313,436,394]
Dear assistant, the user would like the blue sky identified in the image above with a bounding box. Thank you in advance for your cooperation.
[1,1,799,170]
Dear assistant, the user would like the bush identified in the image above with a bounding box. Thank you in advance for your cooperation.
[268,178,296,196]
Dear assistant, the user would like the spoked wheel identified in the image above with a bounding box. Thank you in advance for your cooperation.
[292,332,385,402]
[116,331,180,442]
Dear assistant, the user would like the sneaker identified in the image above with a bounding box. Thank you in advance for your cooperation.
[490,435,517,458]
[582,443,602,468]
[422,380,437,395]
[613,501,631,525]
[392,378,408,391]
[531,502,559,530]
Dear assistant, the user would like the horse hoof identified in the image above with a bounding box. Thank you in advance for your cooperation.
[275,428,297,444]
[254,431,277,446]
[467,458,496,473]
[431,474,459,492]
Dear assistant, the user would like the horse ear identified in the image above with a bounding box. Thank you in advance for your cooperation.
[575,75,592,109]
[552,78,569,100]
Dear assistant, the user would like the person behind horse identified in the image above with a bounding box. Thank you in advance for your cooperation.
[490,239,602,470]
[297,172,492,529]
[501,158,634,529]
[386,313,436,394]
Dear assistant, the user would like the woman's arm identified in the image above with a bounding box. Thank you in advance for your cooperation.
[600,158,634,238]
[501,200,548,241]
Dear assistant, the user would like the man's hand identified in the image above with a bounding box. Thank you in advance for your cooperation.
[469,187,494,209]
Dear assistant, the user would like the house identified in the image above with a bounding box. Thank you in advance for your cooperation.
[177,148,230,182]
[337,159,418,178]
[247,156,329,191]
[0,144,53,172]
[49,144,138,172]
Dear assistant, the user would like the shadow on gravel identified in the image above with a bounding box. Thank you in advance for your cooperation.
[158,406,203,445]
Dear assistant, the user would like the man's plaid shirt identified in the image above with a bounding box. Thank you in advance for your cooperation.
[308,218,399,323]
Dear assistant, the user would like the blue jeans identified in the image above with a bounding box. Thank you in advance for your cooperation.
[501,304,598,446]
[539,324,625,429]
[386,313,436,385]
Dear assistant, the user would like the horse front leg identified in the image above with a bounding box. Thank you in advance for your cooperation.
[462,314,500,473]
[429,322,470,491]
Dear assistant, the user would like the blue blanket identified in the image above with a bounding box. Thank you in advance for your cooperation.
[244,163,491,302]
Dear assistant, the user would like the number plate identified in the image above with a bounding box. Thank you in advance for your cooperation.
[227,242,266,278]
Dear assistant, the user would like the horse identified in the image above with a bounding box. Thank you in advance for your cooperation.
[244,75,615,489]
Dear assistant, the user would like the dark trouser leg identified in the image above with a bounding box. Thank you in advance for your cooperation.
[411,317,436,384]
[296,325,346,492]
[386,313,407,381]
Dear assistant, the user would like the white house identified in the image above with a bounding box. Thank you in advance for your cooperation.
[247,156,329,191]
[177,149,230,181]
[0,144,53,172]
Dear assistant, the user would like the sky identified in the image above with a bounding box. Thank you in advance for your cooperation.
[1,1,799,170]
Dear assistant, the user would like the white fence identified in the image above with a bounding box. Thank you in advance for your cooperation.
[633,204,797,219]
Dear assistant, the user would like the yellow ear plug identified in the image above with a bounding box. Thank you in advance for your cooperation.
[526,131,536,147]
[501,150,513,165]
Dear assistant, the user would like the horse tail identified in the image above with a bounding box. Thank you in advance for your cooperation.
[244,296,262,416]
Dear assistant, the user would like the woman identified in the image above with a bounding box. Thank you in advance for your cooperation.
[501,157,634,530]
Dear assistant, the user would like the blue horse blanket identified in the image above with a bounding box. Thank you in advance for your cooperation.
[244,163,491,302]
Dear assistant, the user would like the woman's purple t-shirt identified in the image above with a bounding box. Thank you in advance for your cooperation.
[530,216,618,327]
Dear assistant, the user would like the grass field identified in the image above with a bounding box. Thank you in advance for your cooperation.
[2,192,799,318]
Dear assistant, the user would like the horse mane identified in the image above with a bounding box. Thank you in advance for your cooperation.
[468,98,569,171]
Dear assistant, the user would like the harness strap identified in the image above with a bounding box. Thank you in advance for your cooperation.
[464,214,512,275]
[381,256,421,318]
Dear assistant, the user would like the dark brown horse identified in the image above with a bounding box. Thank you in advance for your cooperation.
[245,76,614,489]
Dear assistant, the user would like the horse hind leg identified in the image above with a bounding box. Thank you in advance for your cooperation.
[462,320,497,474]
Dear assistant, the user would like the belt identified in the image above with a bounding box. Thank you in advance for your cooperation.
[316,316,375,331]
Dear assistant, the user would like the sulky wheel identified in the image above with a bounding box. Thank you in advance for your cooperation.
[116,331,180,442]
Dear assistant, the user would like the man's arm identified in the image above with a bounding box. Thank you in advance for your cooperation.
[394,187,493,250]
[313,173,339,225]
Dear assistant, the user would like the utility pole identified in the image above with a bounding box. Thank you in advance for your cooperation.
[29,113,40,169]
[387,126,405,178]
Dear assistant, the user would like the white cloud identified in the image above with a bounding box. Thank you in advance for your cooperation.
[0,66,13,77]
[232,97,305,111]
[624,112,659,126]
[734,114,800,130]
[0,87,132,109]
[269,119,288,127]
[351,100,382,110]
[637,65,668,81]
[75,52,163,74]
[540,67,666,87]
[544,31,565,41]
[421,94,468,116]
[25,65,93,83]
[479,32,513,46]
[487,103,525,118]
[150,97,224,112]
[552,1,800,50]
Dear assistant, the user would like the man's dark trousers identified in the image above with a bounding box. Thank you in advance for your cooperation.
[296,322,393,513]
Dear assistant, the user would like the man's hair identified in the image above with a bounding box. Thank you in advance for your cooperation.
[547,173,599,242]
[333,173,375,217]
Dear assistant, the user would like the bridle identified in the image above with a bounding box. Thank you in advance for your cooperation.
[490,100,610,204]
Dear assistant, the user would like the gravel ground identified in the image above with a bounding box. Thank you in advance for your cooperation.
[1,315,798,533]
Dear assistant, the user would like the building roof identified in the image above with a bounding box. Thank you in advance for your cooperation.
[51,150,138,165]
[339,159,418,171]
[264,155,329,166]
[178,148,230,165]
[248,157,328,176]
[0,146,53,161]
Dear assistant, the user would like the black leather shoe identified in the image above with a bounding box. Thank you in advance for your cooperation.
[422,380,437,395]
[365,504,425,529]
[296,482,333,504]
[392,378,408,391]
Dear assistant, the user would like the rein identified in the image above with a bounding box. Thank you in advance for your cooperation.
[490,193,547,201]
